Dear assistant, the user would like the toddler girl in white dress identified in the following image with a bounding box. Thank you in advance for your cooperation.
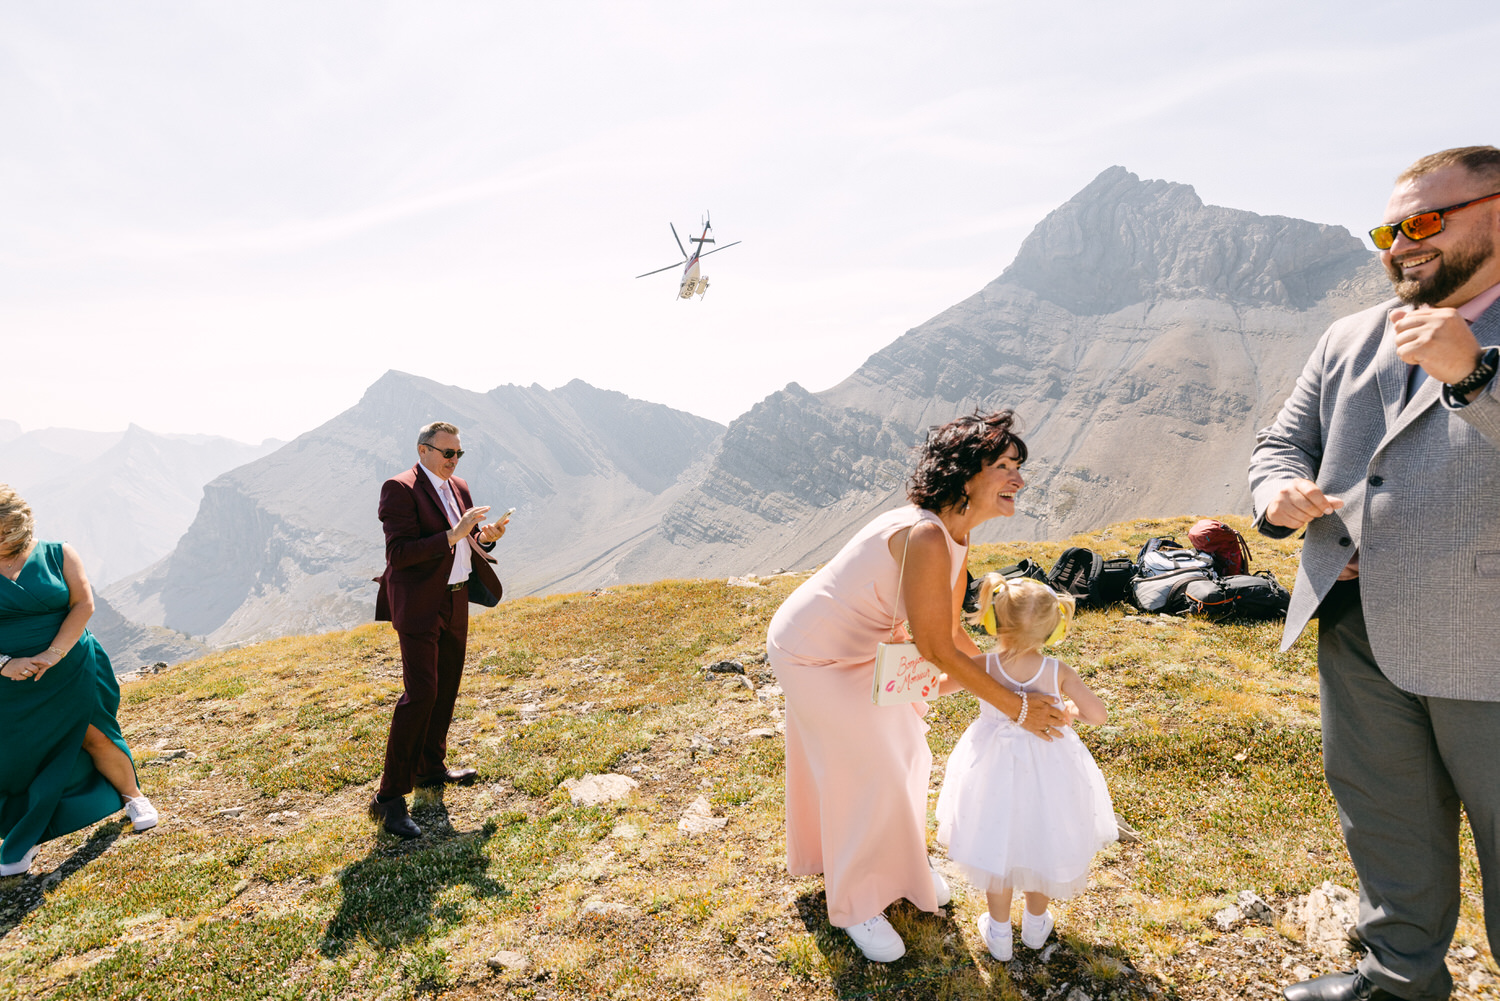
[935,575,1117,961]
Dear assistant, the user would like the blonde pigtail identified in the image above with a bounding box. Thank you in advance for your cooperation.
[964,571,1005,633]
[1044,589,1077,646]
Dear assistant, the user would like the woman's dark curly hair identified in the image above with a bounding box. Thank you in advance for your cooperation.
[906,410,1028,512]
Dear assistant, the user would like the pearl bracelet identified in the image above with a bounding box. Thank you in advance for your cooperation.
[1015,691,1029,727]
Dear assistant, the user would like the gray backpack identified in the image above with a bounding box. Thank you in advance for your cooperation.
[1129,565,1213,614]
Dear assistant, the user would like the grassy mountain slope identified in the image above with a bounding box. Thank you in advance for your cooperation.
[1,516,1492,1000]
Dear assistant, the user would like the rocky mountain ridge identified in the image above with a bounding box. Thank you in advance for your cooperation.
[104,375,724,646]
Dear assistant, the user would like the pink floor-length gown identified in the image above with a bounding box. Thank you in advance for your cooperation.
[767,505,967,928]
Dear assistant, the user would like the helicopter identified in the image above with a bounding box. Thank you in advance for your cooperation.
[635,213,741,299]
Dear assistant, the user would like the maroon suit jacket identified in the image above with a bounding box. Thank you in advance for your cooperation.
[374,464,503,633]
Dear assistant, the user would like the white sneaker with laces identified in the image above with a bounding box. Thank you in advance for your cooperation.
[844,914,905,962]
[930,865,951,907]
[125,795,159,832]
[1021,907,1054,950]
[976,912,1013,961]
[0,846,39,877]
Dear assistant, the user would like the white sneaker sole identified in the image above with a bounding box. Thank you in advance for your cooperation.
[0,846,39,877]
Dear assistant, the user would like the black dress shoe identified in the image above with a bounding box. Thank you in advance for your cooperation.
[1284,971,1408,1001]
[414,766,478,787]
[367,796,422,839]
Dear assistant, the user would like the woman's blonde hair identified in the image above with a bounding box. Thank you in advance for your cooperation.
[966,573,1075,652]
[0,484,34,560]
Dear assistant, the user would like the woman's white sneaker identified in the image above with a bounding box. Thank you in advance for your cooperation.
[844,914,905,962]
[0,846,39,877]
[976,912,1013,961]
[1021,907,1054,950]
[125,796,159,832]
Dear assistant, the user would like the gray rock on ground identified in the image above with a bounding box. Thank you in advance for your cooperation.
[1299,881,1359,957]
[678,795,728,835]
[1237,890,1274,923]
[1113,812,1141,844]
[579,899,639,919]
[560,773,639,806]
[487,951,529,973]
[1214,904,1241,931]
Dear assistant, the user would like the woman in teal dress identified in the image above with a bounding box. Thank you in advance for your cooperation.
[0,485,157,878]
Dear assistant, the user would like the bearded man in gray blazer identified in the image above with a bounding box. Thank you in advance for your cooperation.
[1250,146,1500,1001]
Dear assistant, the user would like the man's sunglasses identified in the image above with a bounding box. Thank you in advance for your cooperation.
[1369,191,1500,250]
[421,444,464,459]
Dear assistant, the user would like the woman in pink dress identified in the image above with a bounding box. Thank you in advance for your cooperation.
[766,411,1068,962]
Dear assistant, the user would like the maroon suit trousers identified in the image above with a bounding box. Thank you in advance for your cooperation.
[378,584,468,797]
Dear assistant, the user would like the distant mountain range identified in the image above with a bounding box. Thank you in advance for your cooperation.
[1,422,280,671]
[1,425,281,587]
[103,377,723,647]
[63,165,1397,659]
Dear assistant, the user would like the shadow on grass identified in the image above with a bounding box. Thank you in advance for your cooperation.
[319,799,505,957]
[0,819,123,941]
[792,889,1171,1000]
[792,890,1001,999]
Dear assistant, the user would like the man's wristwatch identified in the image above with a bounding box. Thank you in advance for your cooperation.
[1446,346,1500,406]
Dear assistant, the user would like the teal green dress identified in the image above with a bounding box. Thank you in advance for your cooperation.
[0,542,135,867]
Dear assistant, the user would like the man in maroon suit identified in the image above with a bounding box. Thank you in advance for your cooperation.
[369,421,508,838]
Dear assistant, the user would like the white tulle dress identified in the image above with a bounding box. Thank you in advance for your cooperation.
[935,653,1117,898]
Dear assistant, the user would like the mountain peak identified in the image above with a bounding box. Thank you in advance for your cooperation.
[999,166,1370,314]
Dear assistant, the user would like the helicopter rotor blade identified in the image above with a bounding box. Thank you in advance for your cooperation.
[636,260,687,278]
[630,261,687,280]
[670,223,688,259]
[694,240,741,260]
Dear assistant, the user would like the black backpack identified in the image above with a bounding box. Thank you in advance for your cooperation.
[999,558,1050,583]
[965,559,1049,613]
[1047,548,1137,609]
[1182,572,1291,620]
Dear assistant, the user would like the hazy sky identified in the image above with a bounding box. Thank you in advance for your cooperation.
[3,1,1496,443]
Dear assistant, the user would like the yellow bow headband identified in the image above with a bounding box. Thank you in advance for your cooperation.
[980,580,1072,646]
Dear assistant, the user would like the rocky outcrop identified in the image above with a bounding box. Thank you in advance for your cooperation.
[1001,165,1372,314]
[105,375,723,646]
[88,591,209,674]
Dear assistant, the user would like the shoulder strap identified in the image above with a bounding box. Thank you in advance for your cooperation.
[887,514,924,642]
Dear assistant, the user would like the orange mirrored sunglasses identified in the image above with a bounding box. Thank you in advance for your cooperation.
[1369,191,1500,250]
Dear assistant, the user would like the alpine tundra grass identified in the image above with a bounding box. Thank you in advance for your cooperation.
[0,516,1492,1000]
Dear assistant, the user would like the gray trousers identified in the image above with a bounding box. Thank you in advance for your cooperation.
[1318,580,1500,1001]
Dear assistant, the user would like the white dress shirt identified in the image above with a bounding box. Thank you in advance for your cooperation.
[418,463,471,586]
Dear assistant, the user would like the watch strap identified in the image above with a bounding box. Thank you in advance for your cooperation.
[1446,346,1500,406]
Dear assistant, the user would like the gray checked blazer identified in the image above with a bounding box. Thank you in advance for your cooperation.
[1249,296,1500,701]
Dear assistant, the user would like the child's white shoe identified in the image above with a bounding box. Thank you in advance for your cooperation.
[844,914,905,962]
[976,912,1013,961]
[930,864,951,906]
[125,796,159,832]
[1021,907,1054,950]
